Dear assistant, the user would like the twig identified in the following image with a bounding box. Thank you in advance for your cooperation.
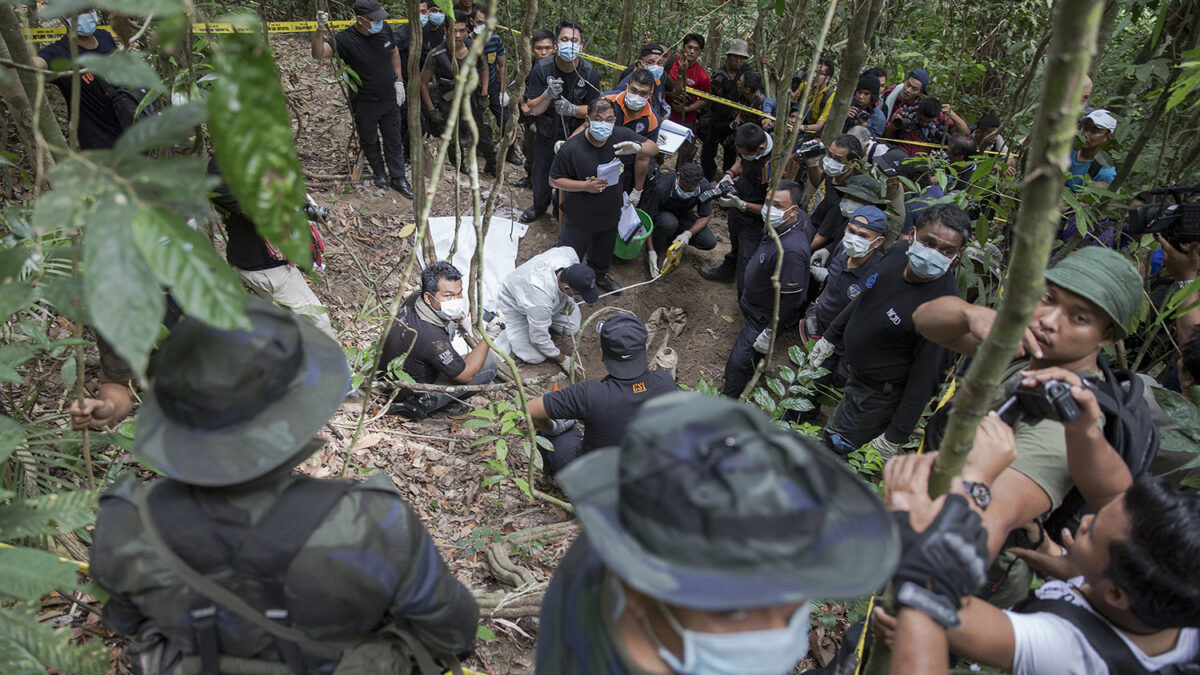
[378,372,563,394]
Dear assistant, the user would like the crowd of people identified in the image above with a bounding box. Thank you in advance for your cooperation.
[30,4,1200,675]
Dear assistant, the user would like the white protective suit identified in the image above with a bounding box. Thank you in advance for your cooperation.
[495,246,584,363]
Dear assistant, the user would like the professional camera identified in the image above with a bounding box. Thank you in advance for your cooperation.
[854,108,871,124]
[696,180,733,203]
[1125,185,1200,247]
[997,379,1082,425]
[891,108,919,135]
[795,138,826,160]
[304,203,329,222]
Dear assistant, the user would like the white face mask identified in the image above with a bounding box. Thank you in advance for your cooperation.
[473,24,484,35]
[647,600,812,675]
[823,155,847,176]
[842,231,880,258]
[624,91,648,111]
[839,199,865,217]
[435,297,466,321]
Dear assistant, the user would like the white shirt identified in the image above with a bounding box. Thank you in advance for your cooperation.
[1004,577,1199,675]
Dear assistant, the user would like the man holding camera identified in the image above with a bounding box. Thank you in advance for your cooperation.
[885,96,969,157]
[844,72,888,138]
[798,134,864,246]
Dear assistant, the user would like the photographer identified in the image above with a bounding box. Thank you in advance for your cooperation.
[886,96,969,158]
[844,72,887,138]
[797,135,863,237]
[642,163,718,277]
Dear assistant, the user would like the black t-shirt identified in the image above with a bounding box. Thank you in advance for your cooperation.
[38,31,123,150]
[645,172,713,219]
[550,126,647,231]
[331,24,399,101]
[740,218,812,326]
[524,56,601,140]
[813,245,886,333]
[811,175,848,242]
[423,44,485,101]
[703,65,746,124]
[728,151,772,234]
[380,294,466,393]
[208,163,288,272]
[541,371,676,454]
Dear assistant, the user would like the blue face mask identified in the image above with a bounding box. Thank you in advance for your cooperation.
[419,14,429,27]
[74,12,98,37]
[645,64,664,80]
[429,11,445,26]
[368,19,385,33]
[558,41,581,61]
[906,240,956,280]
[648,601,812,675]
[588,120,614,141]
[675,183,700,199]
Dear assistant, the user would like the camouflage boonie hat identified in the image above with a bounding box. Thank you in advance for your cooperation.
[134,296,351,487]
[834,175,887,205]
[558,392,900,611]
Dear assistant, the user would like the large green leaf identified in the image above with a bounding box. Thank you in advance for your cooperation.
[131,207,249,330]
[0,416,23,466]
[37,275,89,324]
[114,101,207,158]
[0,548,79,603]
[0,490,99,544]
[75,51,161,90]
[0,280,36,319]
[0,604,108,675]
[119,155,219,218]
[1153,387,1200,435]
[0,343,39,384]
[207,17,312,268]
[83,190,164,377]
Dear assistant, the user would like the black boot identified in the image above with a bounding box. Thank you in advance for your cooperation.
[505,147,524,166]
[595,274,623,296]
[519,206,543,223]
[373,174,389,189]
[390,172,414,199]
[699,264,735,282]
[510,176,532,188]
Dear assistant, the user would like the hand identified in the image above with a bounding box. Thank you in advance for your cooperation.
[559,354,585,377]
[554,140,565,153]
[871,434,902,460]
[716,172,735,191]
[548,418,577,435]
[967,305,1043,360]
[672,230,692,247]
[500,91,510,107]
[847,106,859,120]
[1158,235,1200,284]
[315,10,329,28]
[717,195,746,211]
[69,397,116,431]
[1017,367,1102,432]
[425,107,446,128]
[553,98,577,116]
[810,247,830,268]
[883,452,938,519]
[810,265,829,284]
[1011,525,1079,581]
[613,141,642,156]
[753,328,773,354]
[808,337,834,368]
[892,494,989,628]
[583,178,608,193]
[627,188,642,207]
[485,311,505,337]
[961,412,1018,485]
[941,102,952,117]
[543,76,563,101]
[394,82,406,107]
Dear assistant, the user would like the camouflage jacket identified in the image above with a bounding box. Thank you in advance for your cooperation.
[92,472,478,672]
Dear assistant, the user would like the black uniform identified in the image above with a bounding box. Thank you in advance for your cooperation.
[551,126,647,276]
[696,64,747,180]
[722,216,812,397]
[330,23,406,183]
[379,294,466,398]
[713,148,773,298]
[422,44,495,168]
[38,31,123,150]
[524,56,601,216]
[540,370,676,474]
[809,175,851,247]
[644,174,718,254]
[823,243,959,449]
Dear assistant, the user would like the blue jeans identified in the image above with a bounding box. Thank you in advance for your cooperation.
[415,354,498,414]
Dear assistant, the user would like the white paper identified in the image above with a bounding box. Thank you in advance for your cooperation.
[596,158,623,187]
[657,119,694,155]
[618,201,644,242]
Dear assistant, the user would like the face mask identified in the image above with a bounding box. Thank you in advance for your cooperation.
[420,14,429,27]
[435,297,466,321]
[839,199,864,217]
[823,155,847,176]
[368,19,385,33]
[473,24,484,35]
[761,205,793,229]
[558,41,580,61]
[588,120,614,141]
[842,231,880,258]
[906,240,955,280]
[74,12,98,37]
[429,11,445,26]
[650,601,811,675]
[675,183,700,199]
[645,64,664,80]
[624,91,648,111]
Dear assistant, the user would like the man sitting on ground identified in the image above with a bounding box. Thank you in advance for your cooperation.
[642,162,718,277]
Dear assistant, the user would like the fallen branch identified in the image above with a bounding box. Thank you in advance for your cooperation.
[376,372,563,395]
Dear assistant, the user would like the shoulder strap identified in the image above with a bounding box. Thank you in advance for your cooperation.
[1011,597,1155,675]
[236,478,353,580]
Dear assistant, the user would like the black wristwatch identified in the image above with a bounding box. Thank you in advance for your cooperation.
[961,480,991,510]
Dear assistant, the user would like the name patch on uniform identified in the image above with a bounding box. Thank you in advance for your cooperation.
[439,349,455,365]
[632,382,647,393]
[848,283,862,299]
[887,308,901,325]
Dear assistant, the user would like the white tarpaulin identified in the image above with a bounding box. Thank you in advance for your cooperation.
[421,215,528,313]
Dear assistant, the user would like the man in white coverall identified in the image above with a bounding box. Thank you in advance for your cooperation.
[496,247,600,375]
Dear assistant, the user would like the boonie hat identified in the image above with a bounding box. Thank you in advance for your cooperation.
[850,205,887,234]
[1044,247,1142,339]
[134,296,351,487]
[725,39,750,58]
[1082,108,1117,132]
[561,263,600,303]
[835,174,887,205]
[558,392,900,610]
[353,0,388,20]
[600,313,649,379]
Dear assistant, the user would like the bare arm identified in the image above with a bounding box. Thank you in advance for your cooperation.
[497,54,506,94]
[453,339,491,383]
[946,597,1016,671]
[980,468,1052,562]
[480,59,489,97]
[688,215,711,235]
[419,69,435,110]
[31,55,48,69]
[390,45,404,86]
[68,379,135,431]
[913,295,1044,359]
[524,93,551,116]
[1159,236,1200,343]
[805,163,823,189]
[890,609,950,675]
[528,396,552,431]
[311,29,334,60]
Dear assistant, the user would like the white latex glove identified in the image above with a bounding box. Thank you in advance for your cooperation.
[808,337,834,368]
[673,230,692,247]
[627,188,642,207]
[810,265,829,284]
[500,91,510,106]
[485,310,505,337]
[315,10,329,28]
[753,328,773,354]
[544,77,564,101]
[717,195,746,211]
[870,434,902,460]
[647,249,661,279]
[559,354,585,377]
[554,140,565,153]
[811,247,830,267]
[549,418,577,435]
[553,98,577,116]
[613,140,642,156]
[394,82,406,107]
[716,172,735,191]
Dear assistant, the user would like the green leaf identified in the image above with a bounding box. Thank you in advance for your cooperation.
[476,625,496,640]
[511,476,533,500]
[788,345,805,367]
[720,315,734,323]
[1183,475,1200,490]
[1153,387,1200,434]
[114,101,207,158]
[207,19,312,268]
[751,388,777,415]
[496,438,508,462]
[431,0,455,18]
[0,416,24,466]
[83,191,164,377]
[461,419,493,430]
[0,548,78,602]
[43,0,187,19]
[37,276,89,324]
[0,490,99,543]
[0,343,39,383]
[766,377,785,399]
[0,604,108,675]
[0,281,35,320]
[60,358,76,391]
[75,51,162,90]
[485,459,509,476]
[480,475,504,488]
[778,365,796,384]
[131,206,249,331]
[535,434,555,452]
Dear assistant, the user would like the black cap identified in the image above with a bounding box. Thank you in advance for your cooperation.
[561,263,600,303]
[600,313,648,379]
[353,0,388,20]
[873,147,909,177]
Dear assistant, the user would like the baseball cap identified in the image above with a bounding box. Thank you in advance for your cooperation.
[600,313,649,379]
[640,43,665,58]
[1044,247,1142,339]
[1082,108,1117,132]
[726,39,750,58]
[561,263,600,303]
[873,147,909,177]
[353,0,388,20]
[558,392,900,610]
[909,68,930,90]
[851,205,887,233]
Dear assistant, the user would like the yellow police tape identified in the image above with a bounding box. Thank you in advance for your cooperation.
[22,19,407,42]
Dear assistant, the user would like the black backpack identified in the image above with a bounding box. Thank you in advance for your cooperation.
[1011,597,1200,674]
[99,78,159,130]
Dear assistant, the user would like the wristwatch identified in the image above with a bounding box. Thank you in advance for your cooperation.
[961,480,991,510]
[1174,278,1195,293]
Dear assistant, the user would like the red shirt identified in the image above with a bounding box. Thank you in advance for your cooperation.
[666,57,711,126]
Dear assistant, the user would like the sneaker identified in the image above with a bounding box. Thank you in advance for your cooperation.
[595,274,623,296]
[387,400,427,420]
[430,401,472,419]
[510,176,532,188]
[699,264,735,282]
[519,206,543,223]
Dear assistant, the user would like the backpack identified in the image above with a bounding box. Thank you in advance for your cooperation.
[99,78,159,130]
[1010,597,1200,674]
[1084,150,1114,181]
[136,478,460,675]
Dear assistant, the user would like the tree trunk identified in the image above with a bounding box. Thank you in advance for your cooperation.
[0,32,43,175]
[0,3,68,158]
[821,0,881,147]
[615,0,638,70]
[863,0,886,45]
[406,0,427,241]
[1092,0,1120,77]
[703,15,722,73]
[1108,68,1179,192]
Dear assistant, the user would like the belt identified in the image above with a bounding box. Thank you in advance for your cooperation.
[847,366,900,395]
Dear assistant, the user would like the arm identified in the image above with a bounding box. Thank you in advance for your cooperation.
[890,609,950,675]
[69,379,135,430]
[884,339,951,443]
[980,467,1052,562]
[944,105,969,134]
[419,69,436,111]
[1159,236,1200,343]
[390,46,404,87]
[528,395,552,431]
[453,338,491,384]
[805,163,824,189]
[688,215,711,235]
[810,233,831,251]
[479,58,489,97]
[311,28,335,60]
[31,54,48,69]
[913,295,1043,359]
[823,294,858,348]
[945,597,1016,670]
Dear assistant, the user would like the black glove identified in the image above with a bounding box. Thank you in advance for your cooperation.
[892,495,988,629]
[425,107,446,132]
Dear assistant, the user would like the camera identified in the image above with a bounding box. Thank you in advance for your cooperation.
[854,108,871,124]
[892,108,919,135]
[1125,185,1200,247]
[696,180,733,203]
[998,379,1082,425]
[796,138,826,160]
[304,203,329,222]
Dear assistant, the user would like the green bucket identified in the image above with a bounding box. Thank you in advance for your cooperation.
[613,209,653,260]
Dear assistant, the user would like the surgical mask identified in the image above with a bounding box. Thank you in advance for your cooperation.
[473,24,485,35]
[419,14,429,27]
[624,91,648,111]
[645,64,664,80]
[839,199,865,217]
[823,155,847,176]
[557,41,580,61]
[368,19,385,34]
[429,11,445,26]
[649,600,812,675]
[675,183,700,199]
[74,12,98,37]
[589,120,614,141]
[761,205,793,229]
[435,297,466,321]
[842,231,880,258]
[906,240,955,280]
